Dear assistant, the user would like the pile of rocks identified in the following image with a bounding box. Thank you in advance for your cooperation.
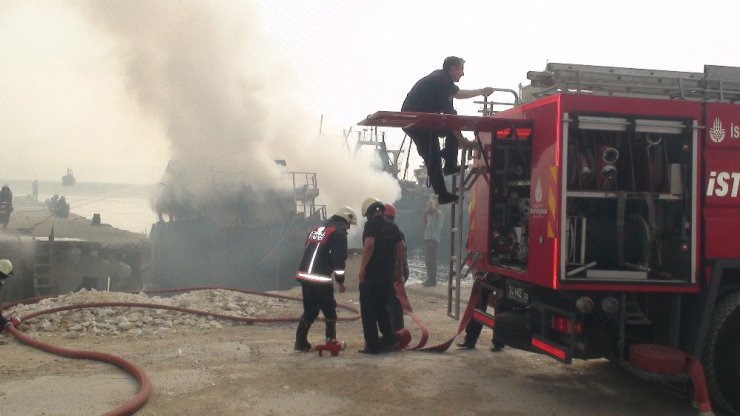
[4,289,305,339]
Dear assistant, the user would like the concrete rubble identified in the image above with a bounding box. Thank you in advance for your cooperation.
[5,289,310,339]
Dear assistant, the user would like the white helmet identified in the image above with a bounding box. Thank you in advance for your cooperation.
[333,206,358,225]
[0,259,13,276]
[361,197,383,217]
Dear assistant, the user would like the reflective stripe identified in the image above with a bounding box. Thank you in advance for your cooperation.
[296,272,333,284]
[334,270,345,276]
[306,244,321,273]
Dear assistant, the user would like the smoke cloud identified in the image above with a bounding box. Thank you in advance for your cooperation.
[80,0,399,219]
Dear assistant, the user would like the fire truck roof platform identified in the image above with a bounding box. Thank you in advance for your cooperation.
[358,110,531,132]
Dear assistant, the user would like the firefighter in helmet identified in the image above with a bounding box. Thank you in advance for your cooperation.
[358,197,404,354]
[294,206,357,351]
[0,259,20,331]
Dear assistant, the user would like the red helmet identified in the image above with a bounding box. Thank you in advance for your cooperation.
[383,203,397,219]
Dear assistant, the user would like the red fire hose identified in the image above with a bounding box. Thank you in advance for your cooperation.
[393,280,481,352]
[2,287,361,416]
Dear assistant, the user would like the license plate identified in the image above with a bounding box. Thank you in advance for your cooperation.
[506,281,531,305]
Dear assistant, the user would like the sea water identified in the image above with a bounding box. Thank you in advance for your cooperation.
[3,179,158,235]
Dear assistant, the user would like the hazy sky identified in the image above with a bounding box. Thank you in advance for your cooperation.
[2,0,739,192]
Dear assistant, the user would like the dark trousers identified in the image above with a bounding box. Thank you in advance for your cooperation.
[387,277,409,332]
[464,284,502,348]
[424,240,439,283]
[403,128,458,195]
[300,283,337,322]
[360,277,397,351]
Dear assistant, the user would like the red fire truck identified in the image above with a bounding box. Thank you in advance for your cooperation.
[360,63,740,415]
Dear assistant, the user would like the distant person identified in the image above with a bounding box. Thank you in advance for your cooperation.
[358,197,404,354]
[383,203,409,332]
[294,206,357,352]
[422,199,444,287]
[56,196,70,218]
[457,272,505,352]
[0,259,20,331]
[32,180,39,201]
[401,56,494,205]
[0,185,13,229]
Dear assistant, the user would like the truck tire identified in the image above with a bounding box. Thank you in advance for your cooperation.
[703,291,740,415]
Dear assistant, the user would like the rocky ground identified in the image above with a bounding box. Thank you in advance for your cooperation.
[0,278,702,416]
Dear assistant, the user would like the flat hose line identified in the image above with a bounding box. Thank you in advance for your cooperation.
[1,286,361,416]
[393,280,482,352]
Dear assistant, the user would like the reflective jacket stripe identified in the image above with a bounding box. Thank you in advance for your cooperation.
[296,272,333,284]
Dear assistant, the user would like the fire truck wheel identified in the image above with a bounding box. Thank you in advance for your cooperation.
[703,291,740,415]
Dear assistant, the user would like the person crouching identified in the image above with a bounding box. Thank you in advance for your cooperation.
[294,206,358,351]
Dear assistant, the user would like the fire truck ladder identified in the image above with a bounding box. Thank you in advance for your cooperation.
[521,62,740,103]
[33,227,59,297]
[357,109,531,319]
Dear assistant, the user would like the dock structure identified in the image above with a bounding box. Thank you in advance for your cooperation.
[0,198,150,302]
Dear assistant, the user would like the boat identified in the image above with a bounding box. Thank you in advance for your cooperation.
[350,127,465,252]
[62,168,76,186]
[146,160,325,292]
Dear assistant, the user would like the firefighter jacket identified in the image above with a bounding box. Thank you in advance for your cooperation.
[295,217,349,285]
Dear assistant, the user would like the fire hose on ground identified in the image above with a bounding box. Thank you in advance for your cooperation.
[3,284,713,415]
[1,286,361,416]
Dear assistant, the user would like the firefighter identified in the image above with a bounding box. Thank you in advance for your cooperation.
[457,272,505,352]
[0,259,20,331]
[383,203,409,332]
[358,197,405,354]
[401,56,494,205]
[294,206,358,352]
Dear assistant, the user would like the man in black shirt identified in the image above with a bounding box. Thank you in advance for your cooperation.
[402,56,494,205]
[358,197,405,354]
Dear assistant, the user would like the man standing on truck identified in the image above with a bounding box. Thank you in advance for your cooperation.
[358,197,405,354]
[294,206,358,352]
[401,56,494,205]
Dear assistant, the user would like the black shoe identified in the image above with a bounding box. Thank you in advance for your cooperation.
[381,341,402,353]
[437,192,458,205]
[358,348,380,355]
[456,341,476,350]
[421,280,437,287]
[443,164,465,176]
[491,343,505,352]
[294,342,313,352]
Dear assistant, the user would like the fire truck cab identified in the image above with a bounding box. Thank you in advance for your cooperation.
[361,63,740,415]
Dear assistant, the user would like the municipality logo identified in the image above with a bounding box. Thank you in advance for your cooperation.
[535,177,543,203]
[709,117,726,143]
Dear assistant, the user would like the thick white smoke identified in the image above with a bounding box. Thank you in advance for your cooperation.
[81,1,399,218]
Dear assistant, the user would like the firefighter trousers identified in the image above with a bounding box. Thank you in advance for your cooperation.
[360,277,397,352]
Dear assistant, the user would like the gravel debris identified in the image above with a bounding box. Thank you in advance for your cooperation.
[4,289,307,339]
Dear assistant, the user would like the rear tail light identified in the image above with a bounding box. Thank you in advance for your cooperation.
[551,314,582,335]
[496,126,532,140]
[515,127,532,140]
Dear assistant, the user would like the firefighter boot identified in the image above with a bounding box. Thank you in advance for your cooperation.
[295,319,313,352]
[325,319,337,342]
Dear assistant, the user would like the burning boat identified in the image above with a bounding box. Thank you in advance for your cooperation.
[146,160,325,292]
